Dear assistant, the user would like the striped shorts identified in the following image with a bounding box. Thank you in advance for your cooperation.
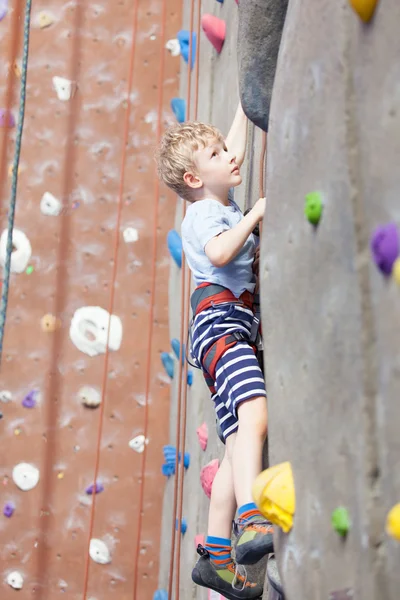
[191,303,267,441]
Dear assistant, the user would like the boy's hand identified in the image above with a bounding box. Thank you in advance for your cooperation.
[253,197,266,222]
[252,247,260,276]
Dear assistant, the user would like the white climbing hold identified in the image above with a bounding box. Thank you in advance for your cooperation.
[0,390,12,403]
[89,539,111,564]
[12,463,40,491]
[165,38,181,57]
[69,306,123,357]
[40,192,62,216]
[38,11,54,29]
[78,386,101,408]
[123,227,139,243]
[6,571,24,590]
[0,229,32,274]
[53,76,76,101]
[129,435,149,453]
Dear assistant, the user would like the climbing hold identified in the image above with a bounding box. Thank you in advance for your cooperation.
[0,228,32,274]
[89,539,111,564]
[329,589,354,600]
[12,62,21,79]
[194,533,205,549]
[252,461,295,533]
[304,191,323,226]
[331,507,351,537]
[171,338,184,363]
[170,98,186,123]
[162,445,190,476]
[3,502,14,517]
[0,1,7,22]
[41,314,61,333]
[167,229,182,268]
[40,192,62,216]
[161,352,174,378]
[153,590,168,600]
[392,257,400,285]
[177,30,197,69]
[0,109,15,128]
[38,11,54,28]
[348,0,379,22]
[176,517,187,535]
[201,15,226,54]
[123,227,139,243]
[187,370,193,386]
[22,390,38,409]
[12,463,40,491]
[386,503,400,541]
[85,482,104,495]
[370,223,399,276]
[129,434,148,453]
[196,422,208,451]
[78,386,101,408]
[0,390,12,403]
[69,306,123,356]
[165,38,181,57]
[161,463,175,477]
[26,265,34,274]
[6,571,24,590]
[200,459,219,498]
[8,163,21,177]
[216,0,224,3]
[53,76,76,101]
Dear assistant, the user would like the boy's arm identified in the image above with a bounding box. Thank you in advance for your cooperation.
[225,102,248,168]
[205,197,265,268]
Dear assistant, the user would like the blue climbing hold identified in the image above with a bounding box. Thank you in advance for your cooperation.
[153,591,168,600]
[161,352,174,379]
[162,445,190,475]
[170,98,186,123]
[187,371,193,386]
[176,517,188,535]
[162,463,175,477]
[216,0,224,3]
[177,30,197,69]
[171,338,185,364]
[167,229,182,268]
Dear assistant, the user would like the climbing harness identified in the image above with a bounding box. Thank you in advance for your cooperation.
[188,282,263,394]
[0,0,32,366]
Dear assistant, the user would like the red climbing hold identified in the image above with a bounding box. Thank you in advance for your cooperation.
[196,422,208,451]
[201,14,226,54]
[200,459,219,498]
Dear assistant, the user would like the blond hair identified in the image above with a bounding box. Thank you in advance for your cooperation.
[155,121,225,201]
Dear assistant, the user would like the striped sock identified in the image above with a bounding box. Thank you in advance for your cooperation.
[238,501,263,523]
[205,535,233,569]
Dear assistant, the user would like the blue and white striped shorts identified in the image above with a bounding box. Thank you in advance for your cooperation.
[191,303,267,441]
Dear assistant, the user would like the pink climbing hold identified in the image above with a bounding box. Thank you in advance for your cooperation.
[200,459,219,498]
[194,533,205,549]
[196,422,208,451]
[201,14,226,54]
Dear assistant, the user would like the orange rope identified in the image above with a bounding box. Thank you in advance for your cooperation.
[81,0,140,597]
[36,3,84,598]
[132,0,168,596]
[167,1,197,597]
[0,0,24,227]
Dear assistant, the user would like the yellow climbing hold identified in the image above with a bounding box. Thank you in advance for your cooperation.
[349,0,379,22]
[386,503,400,541]
[57,472,64,480]
[38,12,54,29]
[13,63,21,78]
[41,314,61,332]
[8,164,21,178]
[252,461,295,533]
[392,258,400,286]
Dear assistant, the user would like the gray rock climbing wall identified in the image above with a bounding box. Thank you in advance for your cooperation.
[261,0,400,599]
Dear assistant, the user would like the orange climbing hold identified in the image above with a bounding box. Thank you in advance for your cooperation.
[201,14,226,54]
[252,461,295,533]
[349,0,379,22]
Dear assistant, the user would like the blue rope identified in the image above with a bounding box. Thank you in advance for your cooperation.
[0,0,32,365]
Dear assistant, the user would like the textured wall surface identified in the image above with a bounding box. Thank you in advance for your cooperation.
[0,0,181,598]
[262,0,400,599]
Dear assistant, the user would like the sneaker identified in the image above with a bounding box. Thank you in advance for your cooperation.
[235,518,274,565]
[192,545,263,600]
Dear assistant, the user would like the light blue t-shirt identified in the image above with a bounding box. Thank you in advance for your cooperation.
[181,191,257,298]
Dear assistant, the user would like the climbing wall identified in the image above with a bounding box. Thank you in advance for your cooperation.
[261,0,400,599]
[0,0,181,597]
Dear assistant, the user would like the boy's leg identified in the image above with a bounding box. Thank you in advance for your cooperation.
[207,433,237,538]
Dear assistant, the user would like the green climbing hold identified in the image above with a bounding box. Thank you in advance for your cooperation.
[26,265,34,274]
[331,506,350,537]
[304,191,323,225]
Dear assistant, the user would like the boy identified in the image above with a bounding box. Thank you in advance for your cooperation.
[156,103,272,599]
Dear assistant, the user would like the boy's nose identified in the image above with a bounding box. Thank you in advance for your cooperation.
[229,153,236,164]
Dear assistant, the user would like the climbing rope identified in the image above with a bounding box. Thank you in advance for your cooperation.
[0,0,32,367]
[132,0,168,597]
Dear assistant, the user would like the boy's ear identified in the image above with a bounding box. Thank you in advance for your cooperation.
[183,171,203,189]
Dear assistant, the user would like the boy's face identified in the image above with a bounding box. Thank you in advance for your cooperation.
[191,137,242,194]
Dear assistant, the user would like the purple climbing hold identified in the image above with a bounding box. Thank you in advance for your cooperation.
[370,223,399,276]
[3,502,14,518]
[22,390,37,409]
[85,482,104,495]
[0,108,15,128]
[0,0,7,22]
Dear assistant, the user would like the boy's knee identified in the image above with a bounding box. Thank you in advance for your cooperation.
[237,396,268,439]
